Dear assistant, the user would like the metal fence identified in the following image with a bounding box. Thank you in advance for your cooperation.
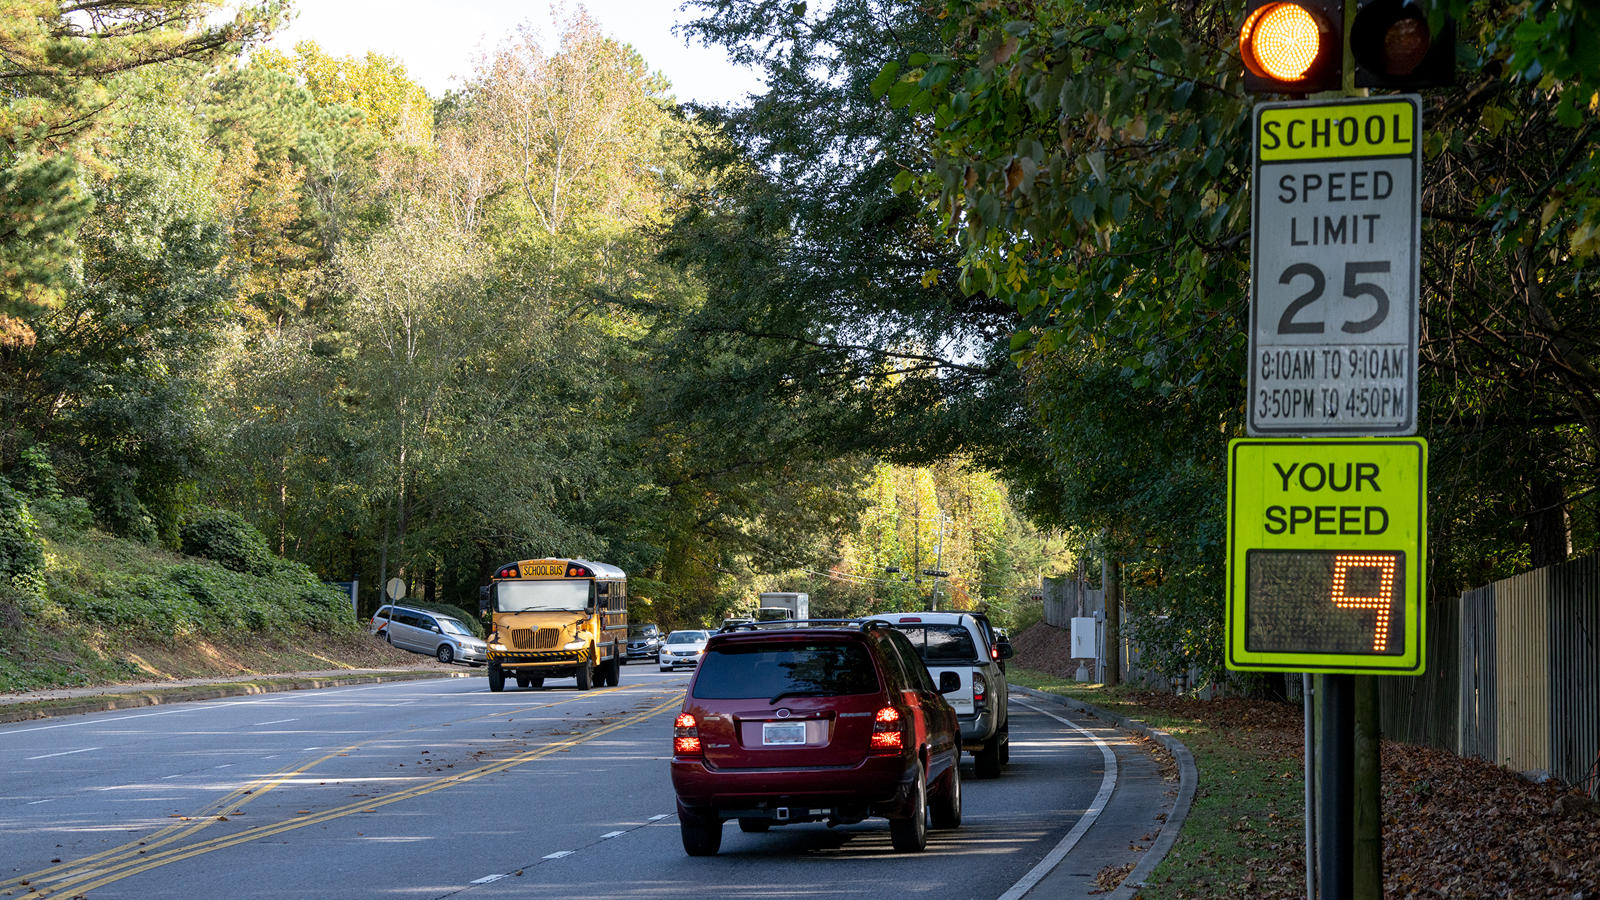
[1383,554,1600,798]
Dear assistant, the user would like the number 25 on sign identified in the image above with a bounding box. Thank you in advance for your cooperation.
[1226,438,1427,675]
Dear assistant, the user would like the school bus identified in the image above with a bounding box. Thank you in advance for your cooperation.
[480,558,627,692]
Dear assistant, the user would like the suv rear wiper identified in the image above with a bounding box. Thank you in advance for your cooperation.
[768,689,831,704]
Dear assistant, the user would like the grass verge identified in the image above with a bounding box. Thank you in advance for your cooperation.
[1011,667,1309,899]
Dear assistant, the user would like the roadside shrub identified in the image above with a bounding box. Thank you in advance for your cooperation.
[0,481,45,584]
[54,558,360,641]
[179,508,275,576]
[10,446,93,534]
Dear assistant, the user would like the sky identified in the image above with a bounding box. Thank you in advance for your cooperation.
[267,0,766,107]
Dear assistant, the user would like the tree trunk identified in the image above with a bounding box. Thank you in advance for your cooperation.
[1528,474,1569,569]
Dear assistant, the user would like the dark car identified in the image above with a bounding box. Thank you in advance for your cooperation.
[669,621,964,855]
[626,624,662,662]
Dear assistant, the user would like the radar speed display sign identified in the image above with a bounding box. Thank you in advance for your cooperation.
[1226,438,1427,674]
[1248,95,1421,436]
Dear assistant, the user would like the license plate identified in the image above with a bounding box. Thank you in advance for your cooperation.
[762,721,806,746]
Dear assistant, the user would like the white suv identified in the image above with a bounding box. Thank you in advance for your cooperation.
[866,612,1013,777]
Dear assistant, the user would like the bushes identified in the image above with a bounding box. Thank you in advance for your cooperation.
[0,481,45,585]
[179,508,276,576]
[54,559,357,640]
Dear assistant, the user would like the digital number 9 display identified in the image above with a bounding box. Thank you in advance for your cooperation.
[1245,549,1404,655]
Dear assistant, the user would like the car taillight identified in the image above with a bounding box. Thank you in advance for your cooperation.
[972,673,986,703]
[870,706,903,753]
[674,713,701,756]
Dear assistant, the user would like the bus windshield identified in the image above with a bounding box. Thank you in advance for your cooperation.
[497,581,590,612]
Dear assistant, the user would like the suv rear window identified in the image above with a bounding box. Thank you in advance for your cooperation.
[692,642,880,700]
[886,624,979,663]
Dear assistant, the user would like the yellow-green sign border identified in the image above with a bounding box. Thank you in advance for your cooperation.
[1226,437,1428,675]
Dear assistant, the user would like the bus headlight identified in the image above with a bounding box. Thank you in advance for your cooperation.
[564,640,588,651]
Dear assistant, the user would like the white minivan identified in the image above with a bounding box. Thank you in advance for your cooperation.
[866,611,1013,777]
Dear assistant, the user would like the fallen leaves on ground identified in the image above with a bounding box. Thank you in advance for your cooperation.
[1014,623,1600,898]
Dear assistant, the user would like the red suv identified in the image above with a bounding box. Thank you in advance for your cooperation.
[670,621,964,855]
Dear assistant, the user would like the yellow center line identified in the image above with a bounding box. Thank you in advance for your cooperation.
[33,694,683,898]
[3,681,677,895]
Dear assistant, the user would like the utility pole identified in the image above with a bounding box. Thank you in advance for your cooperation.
[1101,551,1121,687]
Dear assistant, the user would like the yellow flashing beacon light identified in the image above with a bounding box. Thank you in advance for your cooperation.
[1240,0,1342,94]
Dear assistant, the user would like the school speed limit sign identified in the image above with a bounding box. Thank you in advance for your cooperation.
[1248,95,1421,436]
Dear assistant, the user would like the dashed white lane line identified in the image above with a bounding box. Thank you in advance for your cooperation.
[27,746,99,760]
[463,815,674,891]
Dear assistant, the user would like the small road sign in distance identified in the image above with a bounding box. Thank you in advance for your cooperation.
[1226,438,1427,675]
[1248,95,1421,436]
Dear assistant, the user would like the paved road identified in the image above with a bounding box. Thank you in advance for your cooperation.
[0,667,1175,899]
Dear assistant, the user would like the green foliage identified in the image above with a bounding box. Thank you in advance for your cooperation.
[49,560,354,639]
[0,480,45,584]
[180,508,277,577]
[0,1,285,332]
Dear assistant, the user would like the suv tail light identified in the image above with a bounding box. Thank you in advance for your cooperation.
[674,713,702,756]
[972,673,987,703]
[870,706,903,754]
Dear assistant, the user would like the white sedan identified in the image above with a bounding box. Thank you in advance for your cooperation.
[658,630,711,671]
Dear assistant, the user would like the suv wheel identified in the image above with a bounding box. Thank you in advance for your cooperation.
[679,808,722,856]
[975,739,1003,779]
[889,762,929,852]
[930,762,962,829]
[436,645,454,665]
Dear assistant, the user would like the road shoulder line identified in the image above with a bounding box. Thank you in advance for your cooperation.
[1010,685,1198,898]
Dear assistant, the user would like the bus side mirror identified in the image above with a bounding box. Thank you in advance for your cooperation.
[478,585,491,616]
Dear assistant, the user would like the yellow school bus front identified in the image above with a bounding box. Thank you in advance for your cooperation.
[484,558,627,692]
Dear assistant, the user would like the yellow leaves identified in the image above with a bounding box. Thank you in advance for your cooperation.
[1571,219,1600,259]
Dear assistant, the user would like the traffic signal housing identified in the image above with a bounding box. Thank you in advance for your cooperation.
[1239,0,1343,95]
[1350,0,1455,89]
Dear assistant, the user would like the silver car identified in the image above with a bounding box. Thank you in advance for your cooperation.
[370,605,488,667]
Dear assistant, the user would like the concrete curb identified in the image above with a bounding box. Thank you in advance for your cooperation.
[0,670,471,725]
[1011,685,1198,899]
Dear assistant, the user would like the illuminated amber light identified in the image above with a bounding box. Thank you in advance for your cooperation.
[1241,3,1324,81]
[1330,554,1398,652]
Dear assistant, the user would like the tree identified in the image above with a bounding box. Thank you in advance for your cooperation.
[865,0,1600,673]
[258,42,434,147]
[0,1,284,339]
[10,74,235,540]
